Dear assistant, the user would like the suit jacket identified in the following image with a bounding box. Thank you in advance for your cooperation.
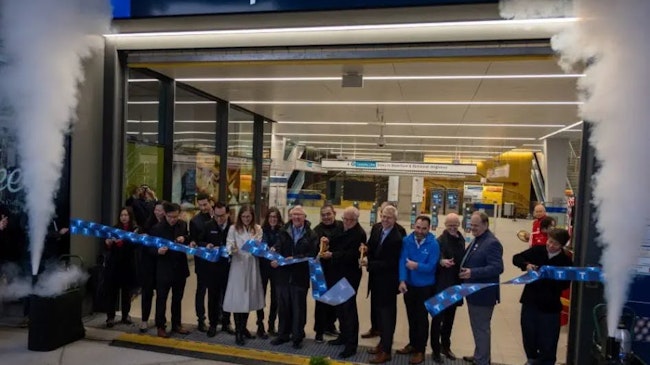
[462,229,503,306]
[190,212,214,275]
[273,222,318,288]
[150,220,190,282]
[197,220,232,278]
[366,224,404,302]
[326,222,367,290]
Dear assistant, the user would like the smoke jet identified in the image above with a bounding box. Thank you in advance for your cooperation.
[501,0,650,336]
[0,1,111,275]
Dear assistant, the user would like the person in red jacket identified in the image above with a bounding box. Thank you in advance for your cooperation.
[524,204,547,246]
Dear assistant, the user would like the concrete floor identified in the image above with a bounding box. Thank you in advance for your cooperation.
[0,215,570,365]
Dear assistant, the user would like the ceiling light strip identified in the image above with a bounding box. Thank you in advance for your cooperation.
[275,133,536,140]
[174,74,584,83]
[296,141,516,148]
[105,17,577,38]
[233,101,581,106]
[538,120,584,140]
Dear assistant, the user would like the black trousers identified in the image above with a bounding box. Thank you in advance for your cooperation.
[155,275,186,329]
[256,267,278,329]
[314,300,338,334]
[370,293,379,331]
[276,284,308,342]
[430,304,458,353]
[336,293,359,350]
[207,271,230,328]
[403,285,434,353]
[521,304,561,365]
[139,254,156,322]
[195,275,208,323]
[374,293,397,353]
[106,276,132,320]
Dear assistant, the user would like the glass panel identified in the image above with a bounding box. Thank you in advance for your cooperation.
[260,121,273,216]
[172,86,218,205]
[126,69,159,144]
[227,107,254,210]
[124,69,163,201]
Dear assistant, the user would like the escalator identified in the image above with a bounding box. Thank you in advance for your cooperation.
[531,152,546,203]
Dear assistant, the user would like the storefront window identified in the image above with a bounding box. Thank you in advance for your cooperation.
[124,70,163,201]
[172,85,218,205]
[227,107,254,209]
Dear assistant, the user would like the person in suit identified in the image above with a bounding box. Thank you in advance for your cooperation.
[150,202,191,338]
[192,201,233,337]
[320,206,367,359]
[430,213,466,362]
[138,200,166,333]
[270,205,318,349]
[513,228,573,365]
[189,194,214,332]
[361,205,405,364]
[460,212,504,365]
[361,202,407,340]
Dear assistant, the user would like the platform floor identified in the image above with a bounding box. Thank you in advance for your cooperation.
[0,217,570,365]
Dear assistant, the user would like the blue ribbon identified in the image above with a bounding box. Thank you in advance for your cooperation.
[240,240,353,304]
[425,266,604,316]
[71,219,355,305]
[70,219,228,262]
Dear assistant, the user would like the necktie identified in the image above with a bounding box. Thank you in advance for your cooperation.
[380,230,388,245]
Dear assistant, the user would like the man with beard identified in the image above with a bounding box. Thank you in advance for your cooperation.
[320,206,367,358]
[193,201,234,337]
[189,194,214,333]
[396,216,439,365]
[150,202,191,338]
[361,205,404,364]
[312,204,343,342]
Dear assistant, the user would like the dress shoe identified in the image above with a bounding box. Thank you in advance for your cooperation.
[207,326,217,337]
[292,341,303,349]
[270,337,290,346]
[120,316,133,325]
[243,328,256,339]
[369,351,392,364]
[222,324,236,335]
[396,344,415,355]
[367,345,381,355]
[328,337,345,346]
[235,333,245,346]
[463,356,475,363]
[197,321,207,332]
[409,352,425,365]
[338,348,356,359]
[106,318,115,328]
[361,329,380,339]
[172,326,190,335]
[442,348,457,360]
[315,333,324,343]
[157,327,169,338]
[257,326,269,339]
[432,353,443,364]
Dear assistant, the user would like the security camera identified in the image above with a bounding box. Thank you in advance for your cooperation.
[377,136,386,148]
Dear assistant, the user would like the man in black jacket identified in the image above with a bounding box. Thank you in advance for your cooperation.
[312,204,343,342]
[361,205,405,364]
[430,213,466,362]
[270,205,318,349]
[361,202,406,339]
[192,201,234,337]
[513,228,573,365]
[320,206,367,358]
[189,194,214,332]
[150,202,190,338]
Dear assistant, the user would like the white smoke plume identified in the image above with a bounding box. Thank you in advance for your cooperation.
[0,262,88,301]
[0,1,111,275]
[501,0,650,336]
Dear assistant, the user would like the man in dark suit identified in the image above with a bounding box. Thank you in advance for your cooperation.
[150,202,191,338]
[320,206,367,359]
[460,212,504,365]
[192,201,233,337]
[189,194,214,333]
[361,205,405,364]
[361,202,406,339]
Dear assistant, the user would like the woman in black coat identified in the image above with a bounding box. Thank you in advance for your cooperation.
[430,214,466,362]
[256,207,284,337]
[104,206,138,327]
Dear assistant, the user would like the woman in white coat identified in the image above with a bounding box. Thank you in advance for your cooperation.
[223,204,265,346]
